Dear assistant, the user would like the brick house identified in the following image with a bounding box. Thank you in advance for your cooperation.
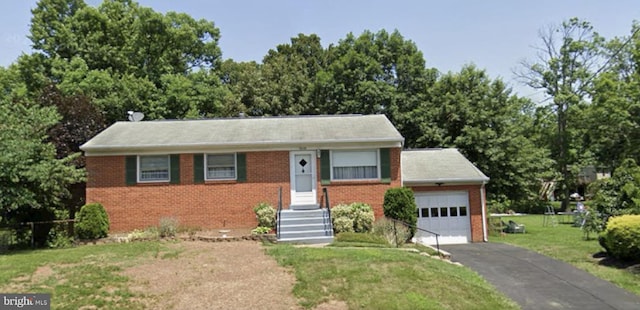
[81,114,488,244]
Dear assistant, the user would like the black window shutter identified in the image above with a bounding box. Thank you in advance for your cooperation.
[125,156,137,185]
[236,153,247,182]
[380,148,391,184]
[321,150,331,185]
[193,154,204,184]
[170,154,180,184]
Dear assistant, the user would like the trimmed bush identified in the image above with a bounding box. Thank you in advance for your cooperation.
[601,215,640,261]
[383,187,417,238]
[331,203,374,233]
[75,203,109,239]
[333,217,354,233]
[253,203,276,229]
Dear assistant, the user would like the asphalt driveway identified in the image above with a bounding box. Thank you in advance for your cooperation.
[441,243,640,310]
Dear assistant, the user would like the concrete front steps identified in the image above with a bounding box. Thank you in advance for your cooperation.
[277,206,334,244]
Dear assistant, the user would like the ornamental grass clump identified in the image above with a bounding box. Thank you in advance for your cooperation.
[159,217,179,238]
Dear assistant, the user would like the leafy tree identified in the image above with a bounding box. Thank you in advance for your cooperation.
[39,84,106,163]
[416,65,551,210]
[586,23,640,169]
[319,29,437,146]
[24,0,225,122]
[218,59,266,116]
[0,98,84,244]
[589,158,640,219]
[517,18,605,209]
[259,34,326,115]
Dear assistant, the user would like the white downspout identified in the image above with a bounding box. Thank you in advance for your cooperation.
[480,182,488,242]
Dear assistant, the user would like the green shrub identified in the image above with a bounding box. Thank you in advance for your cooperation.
[383,187,417,238]
[331,203,374,233]
[253,202,276,229]
[351,203,375,232]
[601,214,640,261]
[159,217,179,238]
[372,217,411,247]
[333,216,354,233]
[75,203,109,239]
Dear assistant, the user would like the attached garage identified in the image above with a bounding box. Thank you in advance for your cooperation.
[402,149,489,245]
[415,191,471,244]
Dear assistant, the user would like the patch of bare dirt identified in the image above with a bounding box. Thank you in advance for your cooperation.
[122,241,303,309]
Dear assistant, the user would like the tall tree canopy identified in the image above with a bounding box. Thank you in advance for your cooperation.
[317,30,437,146]
[22,0,224,122]
[416,65,550,208]
[517,18,605,209]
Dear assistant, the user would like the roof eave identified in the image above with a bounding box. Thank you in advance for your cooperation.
[81,138,404,156]
[403,177,490,186]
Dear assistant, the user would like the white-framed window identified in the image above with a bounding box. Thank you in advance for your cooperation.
[206,153,237,180]
[138,155,170,182]
[331,149,379,180]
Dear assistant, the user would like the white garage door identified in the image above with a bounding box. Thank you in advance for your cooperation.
[414,191,470,245]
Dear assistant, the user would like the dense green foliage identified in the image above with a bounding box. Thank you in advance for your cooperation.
[589,159,640,220]
[253,202,276,229]
[3,0,640,230]
[330,202,375,233]
[601,215,640,261]
[383,187,417,238]
[74,202,109,239]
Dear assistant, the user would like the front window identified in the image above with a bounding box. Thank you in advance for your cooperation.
[206,153,236,180]
[331,150,379,180]
[139,155,170,182]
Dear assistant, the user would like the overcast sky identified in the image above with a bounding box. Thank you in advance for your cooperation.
[1,0,638,101]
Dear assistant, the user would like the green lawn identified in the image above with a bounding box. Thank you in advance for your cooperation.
[491,215,640,295]
[266,244,518,309]
[0,241,173,309]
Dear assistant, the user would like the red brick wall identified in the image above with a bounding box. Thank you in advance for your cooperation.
[408,184,486,242]
[86,148,402,232]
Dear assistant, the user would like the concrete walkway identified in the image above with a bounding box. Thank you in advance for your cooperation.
[441,243,640,310]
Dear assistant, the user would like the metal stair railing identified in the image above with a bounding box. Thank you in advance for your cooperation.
[276,187,282,239]
[322,188,333,236]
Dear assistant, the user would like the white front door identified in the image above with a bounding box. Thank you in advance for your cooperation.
[290,151,317,205]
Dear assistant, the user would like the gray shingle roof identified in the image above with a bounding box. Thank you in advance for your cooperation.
[81,114,404,155]
[402,149,489,185]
